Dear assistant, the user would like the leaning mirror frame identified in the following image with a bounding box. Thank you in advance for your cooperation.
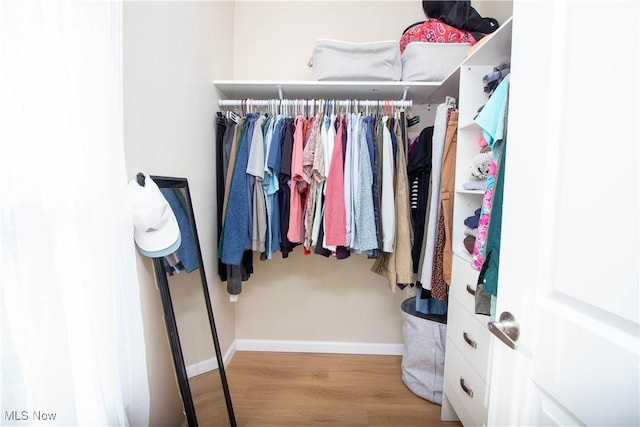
[149,175,236,427]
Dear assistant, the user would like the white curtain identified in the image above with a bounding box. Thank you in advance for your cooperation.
[0,1,150,426]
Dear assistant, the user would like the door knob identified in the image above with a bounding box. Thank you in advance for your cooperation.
[488,311,520,349]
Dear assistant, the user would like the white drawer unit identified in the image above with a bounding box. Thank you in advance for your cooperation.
[446,297,492,380]
[442,339,490,426]
[449,254,481,314]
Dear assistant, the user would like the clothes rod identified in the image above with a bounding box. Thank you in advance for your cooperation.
[218,99,413,108]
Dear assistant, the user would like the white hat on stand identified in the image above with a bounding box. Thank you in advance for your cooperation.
[127,172,181,257]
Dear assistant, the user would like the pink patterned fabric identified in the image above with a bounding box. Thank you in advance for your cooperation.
[400,18,476,54]
[472,158,497,270]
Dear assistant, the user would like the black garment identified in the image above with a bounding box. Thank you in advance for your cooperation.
[225,251,254,296]
[313,217,332,258]
[279,118,297,258]
[407,126,434,275]
[422,1,499,38]
[216,113,228,281]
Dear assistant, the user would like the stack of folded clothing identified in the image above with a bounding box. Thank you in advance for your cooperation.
[483,61,510,95]
[463,208,481,254]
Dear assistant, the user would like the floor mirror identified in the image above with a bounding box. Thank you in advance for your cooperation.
[148,175,236,427]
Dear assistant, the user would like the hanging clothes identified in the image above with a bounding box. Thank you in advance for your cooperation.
[407,126,434,275]
[279,118,296,258]
[216,100,416,295]
[475,76,510,301]
[216,112,229,281]
[371,111,413,291]
[431,109,459,301]
[218,115,253,295]
[302,114,322,251]
[419,103,451,290]
[353,115,377,252]
[264,116,284,258]
[247,115,267,253]
[380,116,395,253]
[221,114,257,266]
[472,76,510,272]
[288,115,309,244]
[324,115,347,246]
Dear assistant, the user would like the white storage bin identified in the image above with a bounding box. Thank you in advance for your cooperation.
[401,42,471,82]
[308,39,401,81]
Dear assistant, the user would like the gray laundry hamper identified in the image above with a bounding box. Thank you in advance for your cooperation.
[400,296,447,404]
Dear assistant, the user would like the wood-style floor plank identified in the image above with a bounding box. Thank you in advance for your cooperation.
[190,351,461,427]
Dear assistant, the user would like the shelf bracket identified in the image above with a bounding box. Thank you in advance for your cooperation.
[277,85,283,101]
[402,86,409,102]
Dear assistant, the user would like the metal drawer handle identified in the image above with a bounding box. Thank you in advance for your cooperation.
[466,284,476,296]
[463,332,477,349]
[460,378,474,398]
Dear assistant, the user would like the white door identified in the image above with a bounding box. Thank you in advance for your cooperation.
[487,1,640,426]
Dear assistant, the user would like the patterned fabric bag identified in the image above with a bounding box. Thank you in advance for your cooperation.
[400,18,476,54]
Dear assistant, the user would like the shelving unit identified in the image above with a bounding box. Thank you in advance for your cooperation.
[441,17,512,427]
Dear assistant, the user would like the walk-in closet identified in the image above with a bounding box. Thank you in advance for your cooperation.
[4,1,637,426]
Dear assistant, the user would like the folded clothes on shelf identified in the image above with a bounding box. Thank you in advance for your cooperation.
[463,235,476,254]
[483,61,510,95]
[464,208,481,229]
[464,226,478,238]
[463,179,486,191]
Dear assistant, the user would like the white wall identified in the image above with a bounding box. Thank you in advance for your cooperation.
[123,1,235,425]
[233,1,424,81]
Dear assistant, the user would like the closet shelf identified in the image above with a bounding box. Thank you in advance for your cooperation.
[453,249,473,263]
[213,80,446,105]
[213,18,512,107]
[459,121,481,131]
[456,188,484,195]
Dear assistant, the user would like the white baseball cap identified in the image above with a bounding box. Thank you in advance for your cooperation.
[127,172,181,258]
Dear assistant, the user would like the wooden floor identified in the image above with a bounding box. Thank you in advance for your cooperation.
[190,351,461,427]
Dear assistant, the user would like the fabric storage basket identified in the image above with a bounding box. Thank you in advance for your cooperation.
[401,42,471,82]
[308,39,402,81]
[401,296,447,404]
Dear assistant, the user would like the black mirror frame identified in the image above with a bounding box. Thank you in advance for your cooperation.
[149,175,236,427]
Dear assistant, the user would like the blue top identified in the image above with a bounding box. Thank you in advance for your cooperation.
[221,114,257,265]
[160,188,198,272]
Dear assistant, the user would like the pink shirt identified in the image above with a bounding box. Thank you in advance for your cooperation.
[287,115,308,243]
[323,115,347,246]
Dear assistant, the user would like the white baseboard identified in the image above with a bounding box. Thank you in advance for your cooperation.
[186,339,403,378]
[186,340,236,378]
[235,339,404,355]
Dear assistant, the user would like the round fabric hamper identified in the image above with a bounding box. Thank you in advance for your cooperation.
[400,297,447,404]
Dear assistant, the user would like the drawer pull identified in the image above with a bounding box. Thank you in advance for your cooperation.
[460,378,474,398]
[463,332,477,349]
[466,284,476,296]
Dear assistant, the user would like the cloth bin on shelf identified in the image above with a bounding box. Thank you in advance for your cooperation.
[401,42,471,82]
[308,39,402,81]
[400,296,447,404]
